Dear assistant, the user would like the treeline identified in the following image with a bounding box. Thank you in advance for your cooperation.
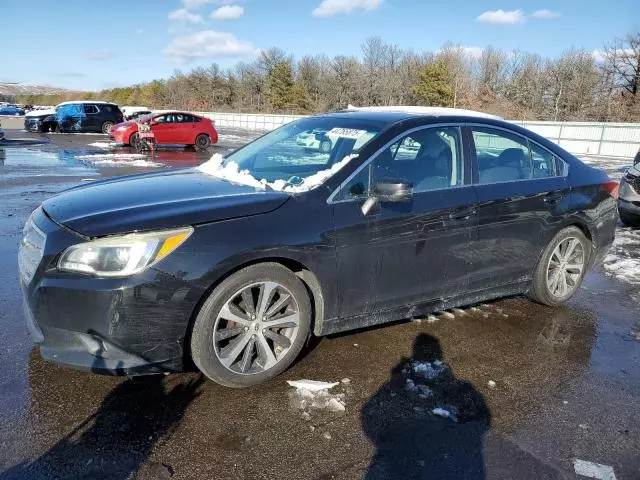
[17,32,640,122]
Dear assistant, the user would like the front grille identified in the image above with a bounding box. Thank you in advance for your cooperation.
[18,211,46,285]
[627,174,640,193]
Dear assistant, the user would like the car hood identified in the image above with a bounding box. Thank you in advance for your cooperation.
[42,169,290,237]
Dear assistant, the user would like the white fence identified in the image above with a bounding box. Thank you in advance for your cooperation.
[188,111,640,160]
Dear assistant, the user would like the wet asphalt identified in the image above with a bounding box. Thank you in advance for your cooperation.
[0,129,639,480]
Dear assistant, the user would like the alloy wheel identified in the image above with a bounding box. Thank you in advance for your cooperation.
[546,237,585,298]
[213,282,300,375]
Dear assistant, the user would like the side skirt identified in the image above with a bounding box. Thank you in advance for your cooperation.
[319,281,530,336]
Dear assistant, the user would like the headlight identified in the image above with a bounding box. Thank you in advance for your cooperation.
[57,227,193,277]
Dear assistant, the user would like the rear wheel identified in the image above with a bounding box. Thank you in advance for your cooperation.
[529,227,590,306]
[191,263,311,387]
[195,133,211,150]
[101,121,114,134]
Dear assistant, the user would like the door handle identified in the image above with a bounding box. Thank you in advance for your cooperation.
[448,207,477,221]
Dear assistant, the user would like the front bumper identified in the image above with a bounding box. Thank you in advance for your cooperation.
[110,128,130,144]
[20,208,204,375]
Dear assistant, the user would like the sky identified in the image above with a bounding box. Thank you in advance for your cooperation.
[2,0,638,91]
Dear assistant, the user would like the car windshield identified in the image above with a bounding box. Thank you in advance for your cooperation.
[198,116,382,192]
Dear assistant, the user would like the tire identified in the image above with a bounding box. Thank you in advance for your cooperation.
[128,132,139,148]
[319,139,332,153]
[529,227,591,306]
[191,263,312,388]
[101,121,114,135]
[195,133,211,150]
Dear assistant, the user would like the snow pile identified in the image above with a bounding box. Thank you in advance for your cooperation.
[287,379,346,413]
[197,153,358,192]
[603,227,640,285]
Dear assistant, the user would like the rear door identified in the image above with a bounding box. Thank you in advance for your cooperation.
[466,125,569,291]
[82,104,99,131]
[330,125,476,318]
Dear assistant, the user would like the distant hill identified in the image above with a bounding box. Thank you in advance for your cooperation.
[0,83,72,96]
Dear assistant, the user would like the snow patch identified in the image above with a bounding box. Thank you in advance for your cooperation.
[197,153,358,192]
[409,360,449,381]
[602,227,640,285]
[573,459,616,480]
[87,141,117,149]
[83,159,163,167]
[432,407,457,422]
[286,379,339,392]
[75,153,147,160]
[288,379,346,413]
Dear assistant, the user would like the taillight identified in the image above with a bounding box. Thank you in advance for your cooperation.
[602,181,619,199]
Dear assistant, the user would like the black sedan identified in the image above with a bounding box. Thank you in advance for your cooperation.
[19,108,618,387]
[618,149,640,227]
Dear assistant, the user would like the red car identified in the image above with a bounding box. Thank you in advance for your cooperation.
[110,111,218,149]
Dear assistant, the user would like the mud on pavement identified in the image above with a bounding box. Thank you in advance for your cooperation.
[0,129,639,480]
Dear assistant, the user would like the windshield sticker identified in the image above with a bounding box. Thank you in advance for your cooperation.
[327,128,367,139]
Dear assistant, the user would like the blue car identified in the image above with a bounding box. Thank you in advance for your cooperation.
[0,106,25,116]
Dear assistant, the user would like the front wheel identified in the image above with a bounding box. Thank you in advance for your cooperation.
[101,121,114,134]
[128,132,139,148]
[529,227,590,306]
[195,133,211,150]
[191,263,311,387]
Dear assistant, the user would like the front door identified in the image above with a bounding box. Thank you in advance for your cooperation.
[466,126,570,291]
[331,125,476,318]
[151,114,175,144]
[82,104,99,131]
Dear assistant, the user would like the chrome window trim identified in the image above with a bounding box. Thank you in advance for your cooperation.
[326,123,465,204]
[326,121,569,204]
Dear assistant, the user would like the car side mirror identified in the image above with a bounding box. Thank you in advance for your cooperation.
[361,180,413,216]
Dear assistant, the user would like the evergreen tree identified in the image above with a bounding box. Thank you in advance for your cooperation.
[412,59,454,107]
[266,61,295,111]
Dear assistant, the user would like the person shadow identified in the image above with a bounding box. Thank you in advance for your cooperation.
[0,358,204,480]
[362,333,491,480]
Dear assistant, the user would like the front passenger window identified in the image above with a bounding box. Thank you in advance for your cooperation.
[334,126,464,201]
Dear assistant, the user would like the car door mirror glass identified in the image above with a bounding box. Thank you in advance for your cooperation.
[372,180,413,203]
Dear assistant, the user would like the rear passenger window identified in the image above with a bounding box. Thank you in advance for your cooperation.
[472,128,532,184]
[83,104,98,114]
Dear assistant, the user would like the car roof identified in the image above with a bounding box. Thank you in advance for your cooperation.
[156,111,201,116]
[344,105,502,120]
[56,101,118,106]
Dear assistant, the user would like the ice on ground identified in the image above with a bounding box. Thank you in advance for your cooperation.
[602,226,640,285]
[573,459,617,480]
[197,153,358,192]
[287,380,339,392]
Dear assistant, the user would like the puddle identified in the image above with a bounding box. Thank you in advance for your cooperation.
[0,147,95,181]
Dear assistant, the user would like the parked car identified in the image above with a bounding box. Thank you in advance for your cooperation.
[109,111,218,149]
[121,105,152,120]
[296,128,335,152]
[0,106,25,116]
[0,121,4,141]
[19,107,618,387]
[24,101,124,134]
[618,148,640,227]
